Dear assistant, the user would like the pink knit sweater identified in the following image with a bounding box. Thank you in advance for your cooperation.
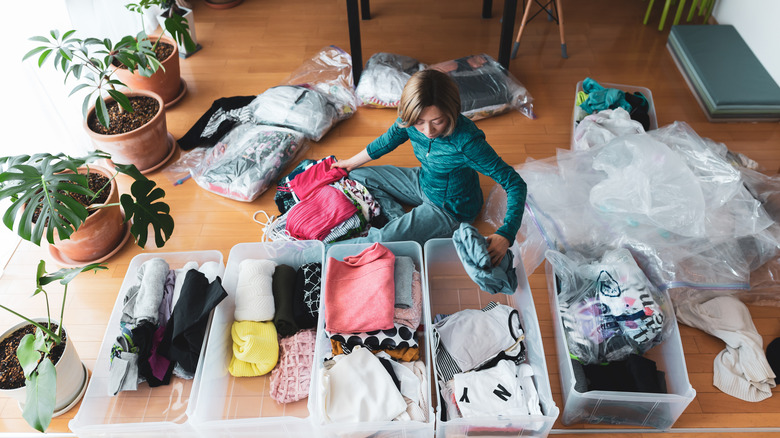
[324,243,396,333]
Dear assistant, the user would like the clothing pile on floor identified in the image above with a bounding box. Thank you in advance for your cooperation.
[270,155,382,243]
[109,258,227,395]
[228,258,323,404]
[573,77,652,131]
[172,46,358,202]
[433,301,542,420]
[316,243,428,423]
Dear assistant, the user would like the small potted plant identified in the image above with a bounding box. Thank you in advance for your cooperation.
[0,150,175,264]
[24,29,176,173]
[120,0,197,105]
[153,0,201,58]
[0,260,107,432]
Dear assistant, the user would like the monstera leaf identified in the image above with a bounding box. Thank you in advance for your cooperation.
[0,151,110,245]
[0,152,173,249]
[117,163,174,248]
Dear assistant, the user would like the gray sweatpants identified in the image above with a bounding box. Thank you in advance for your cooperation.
[334,165,460,246]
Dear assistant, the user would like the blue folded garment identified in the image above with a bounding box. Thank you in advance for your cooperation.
[452,223,518,295]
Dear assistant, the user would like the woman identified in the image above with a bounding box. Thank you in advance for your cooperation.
[332,69,526,265]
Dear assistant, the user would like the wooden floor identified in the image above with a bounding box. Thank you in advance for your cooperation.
[1,0,779,435]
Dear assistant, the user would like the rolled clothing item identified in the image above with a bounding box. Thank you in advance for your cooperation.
[452,223,517,295]
[229,320,279,377]
[395,270,422,329]
[394,256,415,309]
[234,259,277,322]
[324,243,396,333]
[272,264,300,337]
[293,262,322,329]
[121,258,170,325]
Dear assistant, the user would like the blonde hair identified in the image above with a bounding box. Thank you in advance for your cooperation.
[398,69,461,137]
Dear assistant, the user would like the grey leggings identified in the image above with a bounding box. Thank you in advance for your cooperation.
[333,165,460,246]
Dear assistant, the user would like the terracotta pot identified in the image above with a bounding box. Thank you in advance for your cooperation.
[113,36,182,105]
[0,319,88,417]
[50,165,126,263]
[84,90,170,173]
[205,0,244,9]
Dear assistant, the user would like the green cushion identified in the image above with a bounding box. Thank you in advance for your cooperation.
[668,25,780,112]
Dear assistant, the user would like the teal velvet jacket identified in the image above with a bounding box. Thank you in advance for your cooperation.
[366,114,527,243]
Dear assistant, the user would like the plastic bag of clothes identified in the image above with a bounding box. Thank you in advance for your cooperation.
[248,86,339,141]
[190,125,307,202]
[547,248,673,365]
[356,52,426,108]
[280,45,358,122]
[429,54,535,120]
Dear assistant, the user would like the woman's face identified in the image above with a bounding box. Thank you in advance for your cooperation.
[414,106,448,139]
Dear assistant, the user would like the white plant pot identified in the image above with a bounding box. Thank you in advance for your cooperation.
[0,319,88,417]
[157,6,199,57]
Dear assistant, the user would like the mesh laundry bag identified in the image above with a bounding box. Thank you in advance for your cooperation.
[270,329,317,403]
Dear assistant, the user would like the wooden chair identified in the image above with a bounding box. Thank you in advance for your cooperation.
[510,0,567,59]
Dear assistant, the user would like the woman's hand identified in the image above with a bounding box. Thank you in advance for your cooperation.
[486,234,510,266]
[332,149,372,172]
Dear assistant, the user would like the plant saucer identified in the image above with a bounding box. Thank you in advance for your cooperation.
[48,219,132,268]
[164,78,188,109]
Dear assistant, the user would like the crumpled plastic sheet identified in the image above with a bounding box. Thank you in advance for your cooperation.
[280,45,358,122]
[485,121,780,299]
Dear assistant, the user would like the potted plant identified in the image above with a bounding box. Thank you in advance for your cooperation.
[24,30,174,172]
[0,260,107,432]
[119,0,197,105]
[154,0,201,58]
[0,150,175,264]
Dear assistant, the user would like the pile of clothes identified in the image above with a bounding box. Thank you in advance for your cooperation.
[434,301,542,419]
[272,156,381,243]
[228,258,323,404]
[316,243,428,423]
[574,77,652,131]
[109,258,227,395]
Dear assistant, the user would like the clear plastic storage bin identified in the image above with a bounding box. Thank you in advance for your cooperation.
[69,250,225,438]
[572,79,658,148]
[190,241,324,438]
[308,241,435,438]
[425,238,559,438]
[545,260,696,429]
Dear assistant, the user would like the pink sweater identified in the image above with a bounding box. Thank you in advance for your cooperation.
[324,243,396,333]
[289,156,348,200]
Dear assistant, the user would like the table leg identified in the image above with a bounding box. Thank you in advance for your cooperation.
[483,0,493,18]
[346,0,363,84]
[498,0,518,68]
